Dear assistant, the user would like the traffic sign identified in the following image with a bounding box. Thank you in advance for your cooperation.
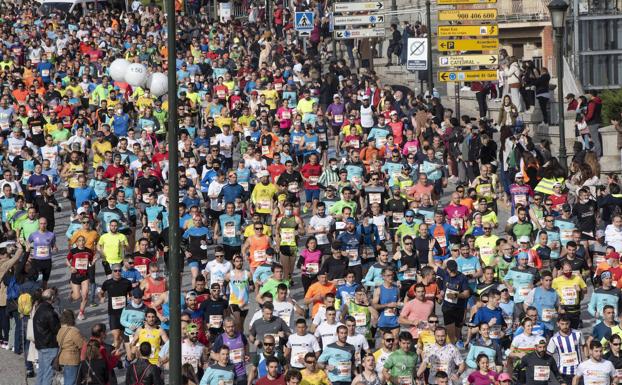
[334,1,384,12]
[437,38,499,51]
[334,28,386,39]
[438,0,496,4]
[439,70,497,81]
[295,12,314,32]
[407,38,428,71]
[438,9,497,21]
[438,25,497,37]
[439,55,498,67]
[334,14,385,26]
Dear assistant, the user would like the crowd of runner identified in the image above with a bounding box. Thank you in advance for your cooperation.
[0,1,620,385]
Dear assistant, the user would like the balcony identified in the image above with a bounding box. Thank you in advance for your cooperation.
[496,0,551,22]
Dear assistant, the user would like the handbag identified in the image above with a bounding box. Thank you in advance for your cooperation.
[52,327,71,372]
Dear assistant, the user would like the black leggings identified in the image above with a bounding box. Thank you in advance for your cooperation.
[0,306,9,342]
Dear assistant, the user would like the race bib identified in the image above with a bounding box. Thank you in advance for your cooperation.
[403,269,417,280]
[334,115,343,123]
[209,314,223,328]
[451,217,464,230]
[560,351,578,367]
[586,372,608,385]
[434,362,449,373]
[280,228,296,244]
[305,141,317,151]
[240,182,249,191]
[392,212,404,223]
[309,176,319,186]
[534,366,550,381]
[560,229,573,242]
[354,312,367,327]
[347,249,359,260]
[337,361,351,377]
[368,193,382,205]
[398,376,413,385]
[490,325,502,339]
[111,296,126,310]
[288,182,300,193]
[261,145,270,156]
[278,308,292,324]
[36,246,50,258]
[519,286,531,298]
[135,264,148,277]
[561,287,578,305]
[306,262,319,275]
[384,308,396,317]
[74,257,88,270]
[230,348,244,364]
[541,308,557,322]
[254,249,266,262]
[514,194,528,206]
[223,223,236,238]
[351,139,360,148]
[257,199,271,211]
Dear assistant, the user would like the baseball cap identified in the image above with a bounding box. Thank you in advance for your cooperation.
[131,288,144,298]
[405,210,415,217]
[257,170,269,178]
[536,337,547,345]
[518,236,531,244]
[497,284,508,292]
[517,252,529,260]
[446,260,458,272]
[186,323,198,333]
[562,203,572,212]
[514,172,524,179]
[77,207,87,215]
[609,252,620,260]
[498,374,511,382]
[361,95,370,100]
[346,217,356,224]
[142,226,151,233]
[601,271,612,280]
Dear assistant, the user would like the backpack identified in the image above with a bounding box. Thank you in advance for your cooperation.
[3,274,20,301]
[132,363,151,385]
[17,292,32,316]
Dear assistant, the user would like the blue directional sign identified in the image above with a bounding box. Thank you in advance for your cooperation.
[295,12,314,32]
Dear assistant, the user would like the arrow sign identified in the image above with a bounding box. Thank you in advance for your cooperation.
[438,25,499,37]
[334,1,384,12]
[334,14,385,26]
[437,38,499,51]
[439,55,499,67]
[438,70,498,82]
[333,28,385,39]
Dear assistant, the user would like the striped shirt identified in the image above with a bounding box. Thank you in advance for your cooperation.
[547,329,585,375]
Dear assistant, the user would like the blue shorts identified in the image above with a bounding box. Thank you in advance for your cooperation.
[305,189,321,202]
[188,261,200,270]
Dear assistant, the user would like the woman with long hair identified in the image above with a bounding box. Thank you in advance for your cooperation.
[76,339,109,385]
[467,354,499,385]
[182,363,200,385]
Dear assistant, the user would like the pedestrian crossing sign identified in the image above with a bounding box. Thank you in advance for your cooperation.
[295,12,314,32]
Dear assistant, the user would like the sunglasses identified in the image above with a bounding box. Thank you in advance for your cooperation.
[483,227,492,230]
[306,360,316,364]
[385,338,394,342]
[113,269,122,272]
[263,342,274,346]
[255,227,263,230]
[429,320,439,323]
[127,261,134,264]
[612,343,621,346]
[403,242,413,245]
[188,332,198,336]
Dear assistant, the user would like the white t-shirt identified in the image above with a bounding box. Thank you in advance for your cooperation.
[273,300,296,330]
[309,215,335,245]
[286,333,321,368]
[576,359,615,385]
[216,133,234,158]
[313,322,343,348]
[346,334,369,366]
[203,260,232,290]
[312,307,343,326]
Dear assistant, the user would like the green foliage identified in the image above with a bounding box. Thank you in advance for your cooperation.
[601,89,622,124]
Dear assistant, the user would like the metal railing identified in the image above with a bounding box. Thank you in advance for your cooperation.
[496,0,551,22]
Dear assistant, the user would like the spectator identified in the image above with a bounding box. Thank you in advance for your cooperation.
[386,24,402,67]
[33,288,61,385]
[57,309,86,385]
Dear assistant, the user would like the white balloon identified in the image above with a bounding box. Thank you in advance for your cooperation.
[148,72,168,97]
[109,59,130,82]
[125,63,148,87]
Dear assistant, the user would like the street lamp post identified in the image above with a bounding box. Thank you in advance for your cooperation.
[426,0,433,94]
[548,0,569,169]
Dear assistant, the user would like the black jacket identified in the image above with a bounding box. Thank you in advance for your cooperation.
[126,359,163,385]
[33,301,60,350]
[76,358,109,385]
